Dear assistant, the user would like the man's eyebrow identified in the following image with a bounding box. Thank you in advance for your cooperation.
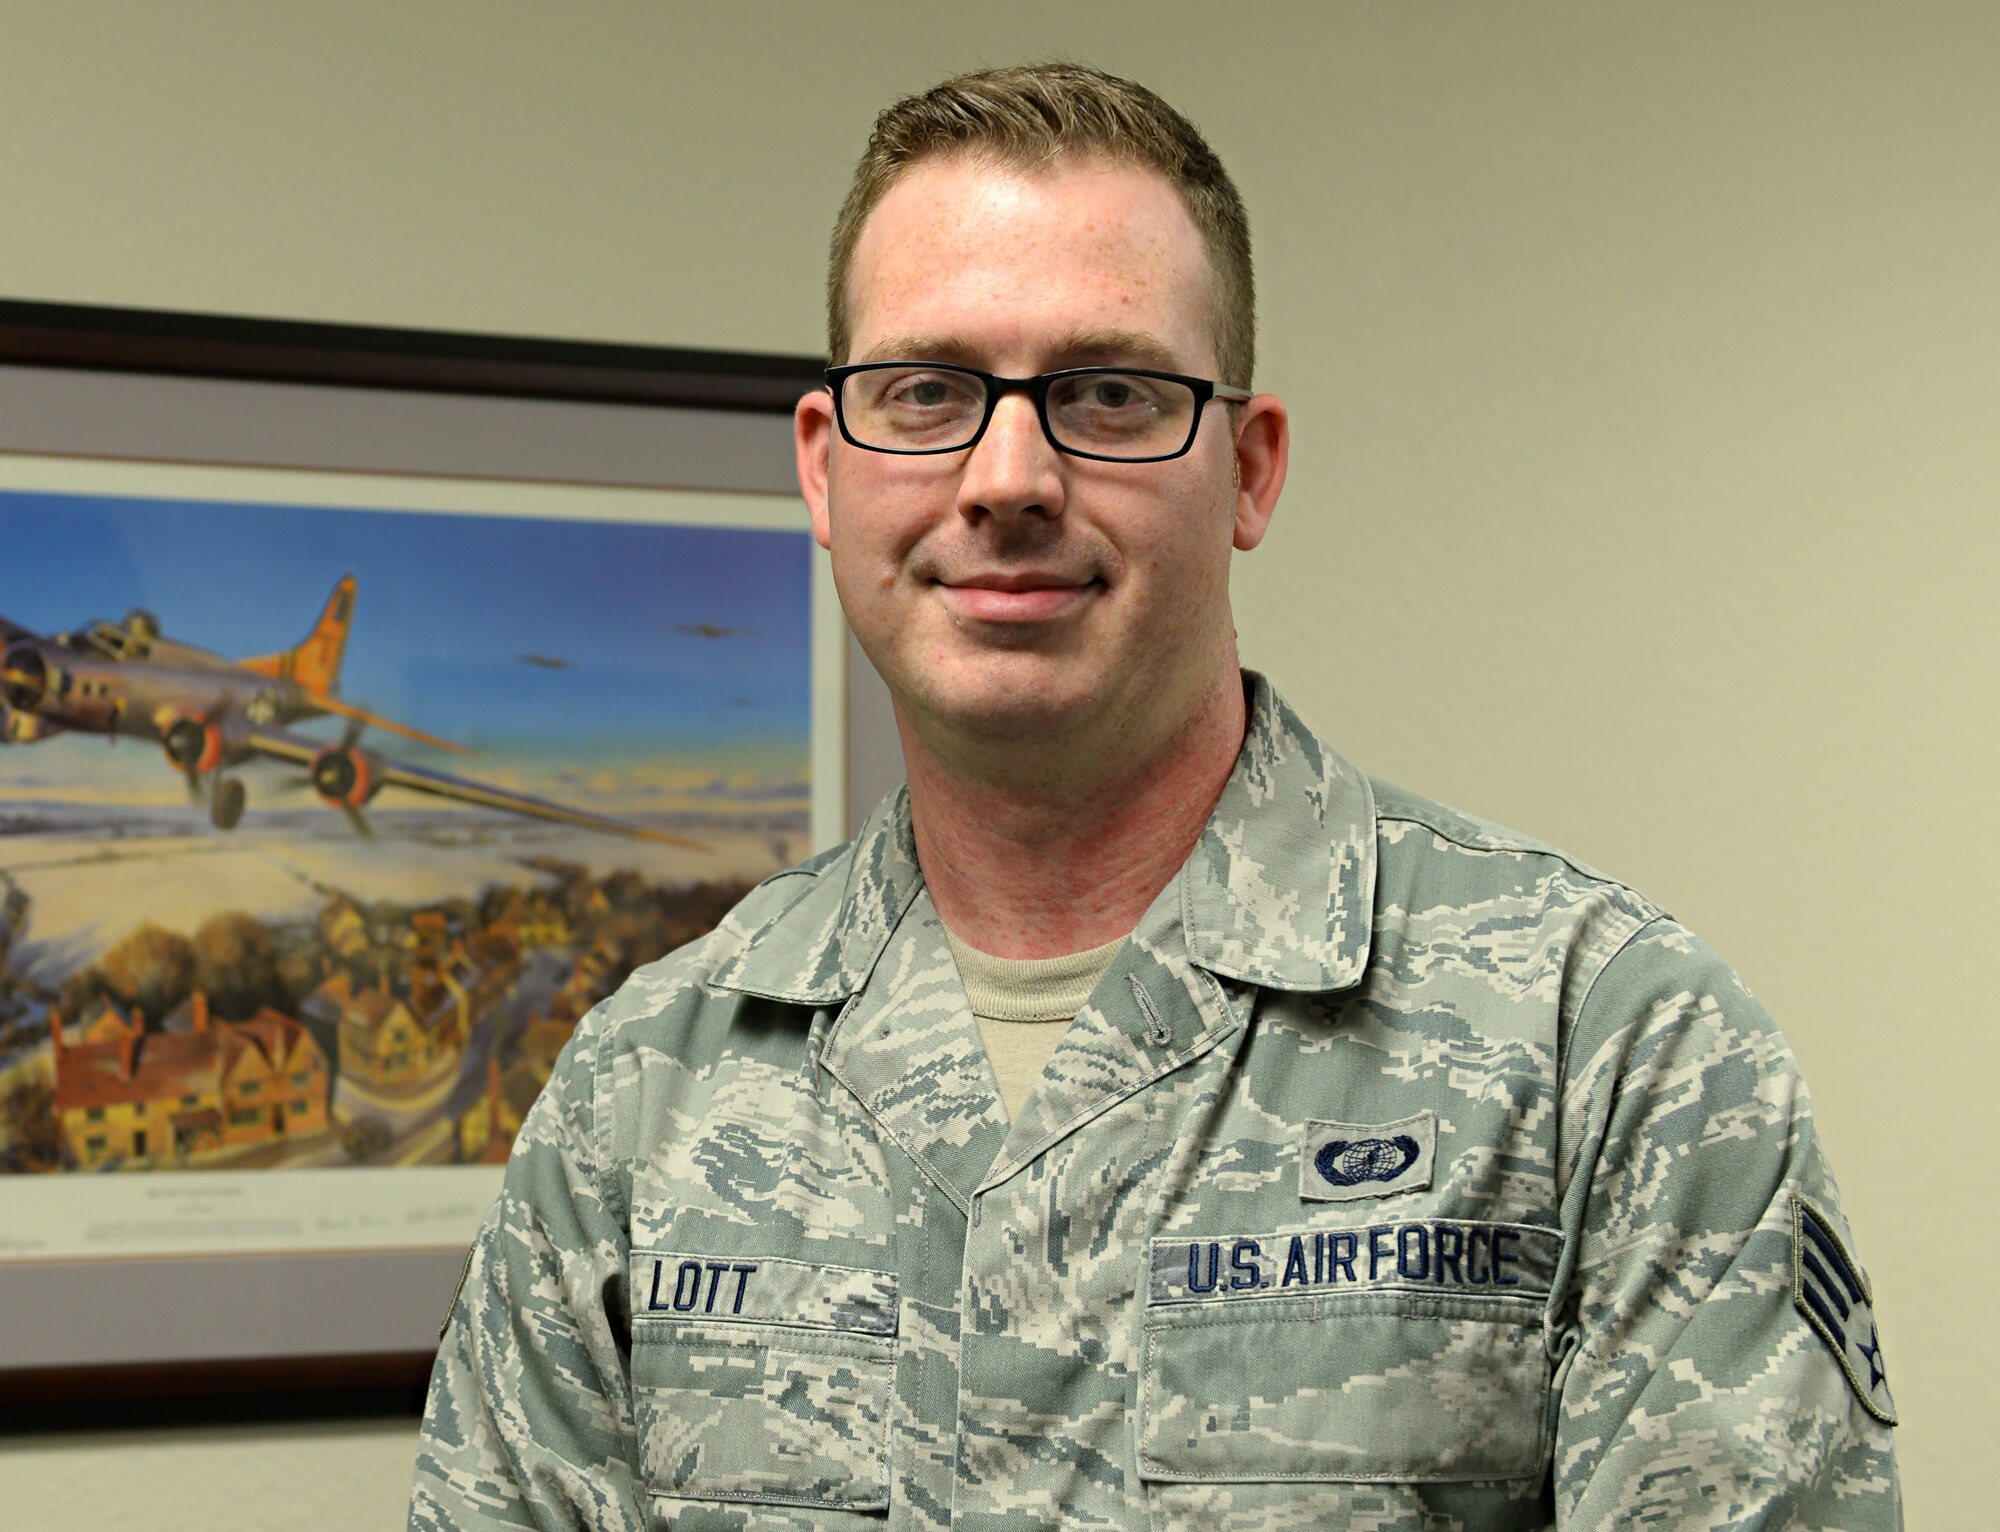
[856,335,983,367]
[1044,330,1184,372]
[854,330,1188,372]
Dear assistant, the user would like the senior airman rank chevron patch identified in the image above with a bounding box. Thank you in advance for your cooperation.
[1793,1193,1897,1425]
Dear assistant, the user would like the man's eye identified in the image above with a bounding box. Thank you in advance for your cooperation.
[1085,380,1140,408]
[884,373,975,408]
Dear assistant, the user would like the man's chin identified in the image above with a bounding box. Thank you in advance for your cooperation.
[902,664,1106,744]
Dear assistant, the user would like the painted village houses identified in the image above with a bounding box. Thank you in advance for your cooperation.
[322,973,445,1090]
[50,992,331,1168]
[313,936,511,1093]
[483,887,570,951]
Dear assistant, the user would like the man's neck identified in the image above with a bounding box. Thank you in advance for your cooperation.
[900,667,1249,959]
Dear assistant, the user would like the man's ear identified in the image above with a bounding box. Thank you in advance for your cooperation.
[796,389,835,550]
[1230,393,1289,552]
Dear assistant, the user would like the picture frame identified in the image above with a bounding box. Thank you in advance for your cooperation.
[0,300,899,1407]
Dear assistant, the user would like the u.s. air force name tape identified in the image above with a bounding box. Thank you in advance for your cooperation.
[1148,1219,1562,1306]
[1792,1194,1897,1425]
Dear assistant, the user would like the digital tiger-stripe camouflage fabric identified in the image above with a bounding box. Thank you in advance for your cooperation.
[411,673,1900,1530]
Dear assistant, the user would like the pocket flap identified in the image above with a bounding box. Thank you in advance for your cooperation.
[1140,1220,1559,1484]
[630,1251,898,1512]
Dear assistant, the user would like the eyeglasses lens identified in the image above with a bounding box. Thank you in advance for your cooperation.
[840,369,1198,459]
[1045,374,1195,457]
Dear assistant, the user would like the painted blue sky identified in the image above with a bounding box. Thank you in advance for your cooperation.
[0,488,812,764]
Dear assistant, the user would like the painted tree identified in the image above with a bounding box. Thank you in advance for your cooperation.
[0,1075,60,1173]
[191,911,283,1021]
[95,924,197,1026]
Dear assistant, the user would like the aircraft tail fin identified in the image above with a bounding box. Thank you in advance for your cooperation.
[237,576,474,756]
[239,575,355,695]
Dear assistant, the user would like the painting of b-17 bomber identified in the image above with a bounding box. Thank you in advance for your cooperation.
[0,484,819,1176]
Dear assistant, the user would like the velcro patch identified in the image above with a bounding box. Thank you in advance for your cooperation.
[1792,1195,1896,1425]
[630,1251,898,1336]
[1300,1111,1436,1202]
[1148,1219,1562,1307]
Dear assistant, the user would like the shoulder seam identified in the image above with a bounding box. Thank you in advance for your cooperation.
[763,860,823,882]
[750,842,849,898]
[589,1016,628,1228]
[753,863,824,894]
[1567,911,1674,1037]
[1552,909,1675,1269]
[1375,808,1666,922]
[743,859,833,930]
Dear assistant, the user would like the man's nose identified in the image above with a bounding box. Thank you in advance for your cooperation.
[956,390,1065,524]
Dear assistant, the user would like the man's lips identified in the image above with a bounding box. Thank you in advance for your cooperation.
[933,571,1098,623]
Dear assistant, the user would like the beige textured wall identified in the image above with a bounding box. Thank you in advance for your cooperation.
[3,3,1992,1523]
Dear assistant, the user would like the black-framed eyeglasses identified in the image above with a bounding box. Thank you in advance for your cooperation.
[825,362,1252,463]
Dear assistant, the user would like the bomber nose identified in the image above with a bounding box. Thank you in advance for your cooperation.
[1,644,47,712]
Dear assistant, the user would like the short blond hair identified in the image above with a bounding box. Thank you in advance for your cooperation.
[827,63,1255,388]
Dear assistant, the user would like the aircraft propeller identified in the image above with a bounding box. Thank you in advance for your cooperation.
[1,643,47,713]
[160,704,229,796]
[309,719,378,836]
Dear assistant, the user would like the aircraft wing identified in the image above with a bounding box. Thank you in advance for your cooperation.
[242,726,710,851]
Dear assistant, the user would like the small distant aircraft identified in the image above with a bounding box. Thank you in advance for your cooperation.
[516,653,573,671]
[0,576,705,849]
[671,623,743,640]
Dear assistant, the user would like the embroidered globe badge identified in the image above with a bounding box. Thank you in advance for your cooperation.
[1315,1135,1421,1188]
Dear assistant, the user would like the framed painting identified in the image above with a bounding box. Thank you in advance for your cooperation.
[0,301,892,1405]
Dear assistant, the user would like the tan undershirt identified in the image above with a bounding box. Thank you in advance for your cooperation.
[943,927,1128,1121]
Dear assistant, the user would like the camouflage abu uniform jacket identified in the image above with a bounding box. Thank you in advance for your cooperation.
[412,675,1900,1530]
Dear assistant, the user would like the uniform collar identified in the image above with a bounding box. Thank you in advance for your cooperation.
[1179,672,1377,991]
[712,672,1376,1003]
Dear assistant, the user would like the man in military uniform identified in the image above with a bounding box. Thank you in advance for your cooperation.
[412,64,1901,1529]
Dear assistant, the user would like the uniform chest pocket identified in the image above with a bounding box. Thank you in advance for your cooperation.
[1138,1222,1559,1486]
[630,1252,897,1519]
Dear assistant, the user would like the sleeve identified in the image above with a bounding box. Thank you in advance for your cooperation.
[409,1007,645,1532]
[1549,918,1901,1529]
